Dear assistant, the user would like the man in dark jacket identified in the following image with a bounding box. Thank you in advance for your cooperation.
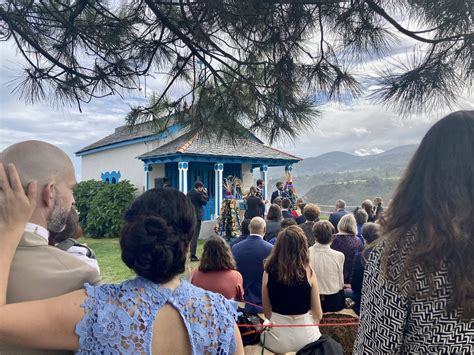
[281,198,295,219]
[187,181,209,261]
[329,199,349,232]
[270,181,288,203]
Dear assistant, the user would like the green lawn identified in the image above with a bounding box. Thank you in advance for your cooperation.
[78,237,205,283]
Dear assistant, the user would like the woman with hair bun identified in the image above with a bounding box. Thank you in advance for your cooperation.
[0,184,244,354]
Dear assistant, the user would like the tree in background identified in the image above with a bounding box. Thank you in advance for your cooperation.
[0,0,471,143]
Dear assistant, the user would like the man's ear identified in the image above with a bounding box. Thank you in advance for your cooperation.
[42,182,55,208]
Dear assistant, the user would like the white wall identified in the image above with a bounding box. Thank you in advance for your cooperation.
[241,163,254,193]
[81,141,157,191]
[80,129,183,190]
[148,164,165,188]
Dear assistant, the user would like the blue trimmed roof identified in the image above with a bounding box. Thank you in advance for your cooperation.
[75,122,181,156]
[137,130,302,166]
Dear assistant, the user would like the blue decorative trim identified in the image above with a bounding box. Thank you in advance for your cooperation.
[101,171,121,184]
[76,124,181,156]
[141,153,298,167]
[146,171,149,191]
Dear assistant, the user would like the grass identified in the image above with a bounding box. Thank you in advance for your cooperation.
[78,237,205,283]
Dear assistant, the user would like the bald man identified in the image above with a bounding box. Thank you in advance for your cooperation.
[0,141,100,355]
[231,217,272,313]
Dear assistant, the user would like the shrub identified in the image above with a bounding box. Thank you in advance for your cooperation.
[74,180,103,227]
[85,180,137,238]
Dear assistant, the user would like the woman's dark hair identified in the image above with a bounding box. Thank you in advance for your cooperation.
[281,197,291,209]
[248,186,257,196]
[266,204,282,222]
[361,200,374,218]
[199,236,237,272]
[264,225,309,285]
[281,218,297,229]
[273,197,282,207]
[313,221,335,245]
[241,219,251,235]
[382,110,474,319]
[120,188,196,283]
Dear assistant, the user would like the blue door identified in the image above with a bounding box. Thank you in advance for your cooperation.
[187,162,215,220]
[164,162,242,221]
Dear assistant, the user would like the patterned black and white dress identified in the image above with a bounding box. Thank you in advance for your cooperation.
[354,234,474,354]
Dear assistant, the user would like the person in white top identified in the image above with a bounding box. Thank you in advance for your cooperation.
[309,220,345,312]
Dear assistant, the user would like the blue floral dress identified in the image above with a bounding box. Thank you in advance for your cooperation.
[75,277,238,354]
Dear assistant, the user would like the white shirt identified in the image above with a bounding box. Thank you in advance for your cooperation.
[66,245,100,273]
[24,223,49,243]
[309,243,345,295]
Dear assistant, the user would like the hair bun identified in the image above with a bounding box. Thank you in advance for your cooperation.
[144,216,169,242]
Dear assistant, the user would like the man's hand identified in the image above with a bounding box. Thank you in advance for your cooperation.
[0,163,37,236]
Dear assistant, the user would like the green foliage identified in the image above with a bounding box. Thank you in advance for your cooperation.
[305,176,399,206]
[85,181,137,238]
[3,0,470,141]
[74,180,103,227]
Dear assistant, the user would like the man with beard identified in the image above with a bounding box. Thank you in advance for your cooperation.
[49,208,100,273]
[0,140,100,355]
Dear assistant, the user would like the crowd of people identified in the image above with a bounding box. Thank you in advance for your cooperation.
[0,110,473,354]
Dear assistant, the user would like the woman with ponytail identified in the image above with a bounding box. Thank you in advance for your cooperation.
[0,184,244,354]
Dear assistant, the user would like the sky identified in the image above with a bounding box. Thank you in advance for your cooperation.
[0,29,473,181]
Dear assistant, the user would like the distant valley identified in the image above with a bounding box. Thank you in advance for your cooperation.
[268,144,417,206]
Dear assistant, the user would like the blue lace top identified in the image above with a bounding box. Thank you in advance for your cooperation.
[75,277,238,354]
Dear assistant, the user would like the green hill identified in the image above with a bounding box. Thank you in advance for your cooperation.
[304,176,399,206]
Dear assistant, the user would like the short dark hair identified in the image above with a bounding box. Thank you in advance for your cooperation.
[241,219,251,235]
[266,204,282,222]
[353,207,368,225]
[121,188,196,283]
[276,181,283,187]
[281,218,297,229]
[313,221,335,245]
[199,236,237,272]
[362,222,381,244]
[256,179,264,186]
[194,181,204,188]
[49,208,79,244]
[281,197,291,209]
[336,199,346,209]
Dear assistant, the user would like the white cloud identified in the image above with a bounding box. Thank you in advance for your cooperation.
[351,127,369,136]
[354,148,385,156]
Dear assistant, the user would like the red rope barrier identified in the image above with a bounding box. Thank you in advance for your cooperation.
[240,300,359,323]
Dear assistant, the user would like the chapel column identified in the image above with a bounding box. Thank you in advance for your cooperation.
[214,163,224,219]
[144,163,152,191]
[260,165,269,201]
[178,162,189,193]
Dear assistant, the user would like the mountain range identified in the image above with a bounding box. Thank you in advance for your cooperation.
[268,144,418,206]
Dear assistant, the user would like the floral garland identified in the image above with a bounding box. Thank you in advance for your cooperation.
[214,175,242,240]
[285,172,298,211]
